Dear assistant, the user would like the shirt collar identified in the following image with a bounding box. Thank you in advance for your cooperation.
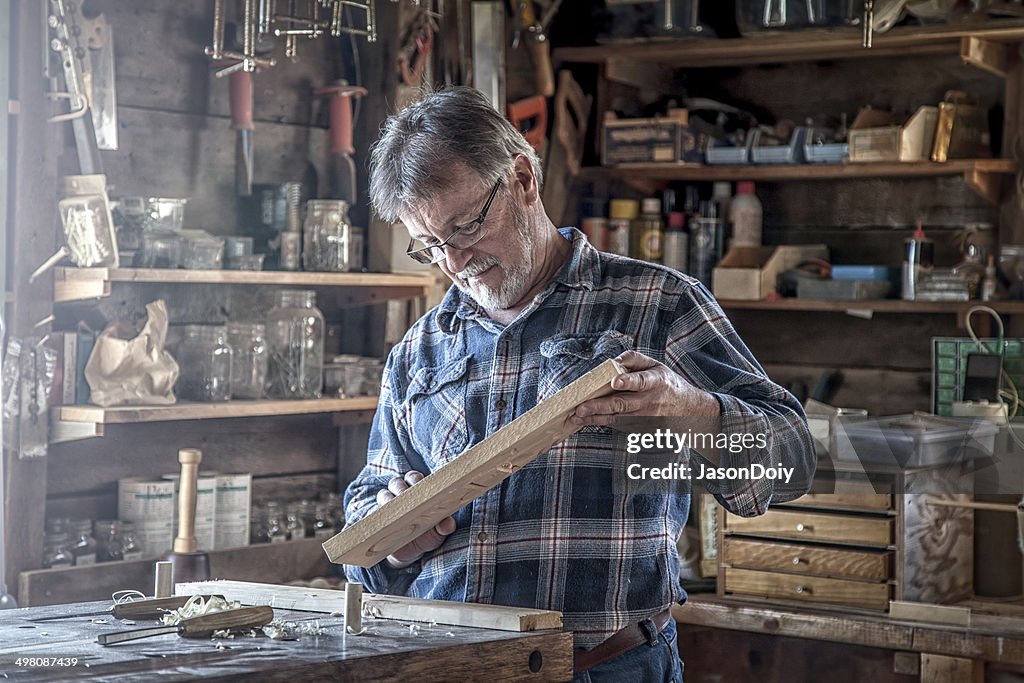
[435,227,602,334]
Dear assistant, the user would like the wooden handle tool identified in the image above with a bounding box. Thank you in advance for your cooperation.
[97,606,274,645]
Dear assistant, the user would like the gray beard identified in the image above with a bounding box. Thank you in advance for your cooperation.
[456,207,534,310]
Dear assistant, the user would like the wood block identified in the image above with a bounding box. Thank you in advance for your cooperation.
[919,654,982,683]
[175,580,563,632]
[323,359,626,567]
[888,601,971,628]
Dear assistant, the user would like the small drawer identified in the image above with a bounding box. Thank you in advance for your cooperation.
[722,538,891,582]
[783,479,892,512]
[724,509,893,547]
[724,567,891,611]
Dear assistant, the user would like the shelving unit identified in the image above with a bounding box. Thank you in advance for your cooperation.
[717,298,1024,315]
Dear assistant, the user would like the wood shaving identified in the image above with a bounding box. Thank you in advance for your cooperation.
[262,619,326,640]
[161,595,242,626]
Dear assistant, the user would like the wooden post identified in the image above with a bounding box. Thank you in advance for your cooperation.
[344,581,363,634]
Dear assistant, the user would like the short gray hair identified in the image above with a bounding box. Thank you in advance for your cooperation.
[368,86,543,223]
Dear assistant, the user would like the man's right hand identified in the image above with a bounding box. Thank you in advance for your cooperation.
[377,470,457,568]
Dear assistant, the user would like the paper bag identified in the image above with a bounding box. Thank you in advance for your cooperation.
[85,300,179,407]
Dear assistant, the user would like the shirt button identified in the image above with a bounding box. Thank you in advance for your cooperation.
[477,532,489,542]
[495,399,507,410]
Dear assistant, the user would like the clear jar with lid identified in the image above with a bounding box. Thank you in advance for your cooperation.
[267,290,324,399]
[297,500,317,539]
[285,502,307,540]
[120,521,143,561]
[303,199,352,272]
[70,519,97,566]
[176,325,233,401]
[264,502,288,544]
[226,322,269,399]
[322,492,345,531]
[250,508,270,544]
[313,502,335,538]
[43,531,74,568]
[93,520,123,562]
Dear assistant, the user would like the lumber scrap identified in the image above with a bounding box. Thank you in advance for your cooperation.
[175,580,563,632]
[323,359,626,567]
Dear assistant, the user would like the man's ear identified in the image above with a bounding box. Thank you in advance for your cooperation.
[512,154,539,205]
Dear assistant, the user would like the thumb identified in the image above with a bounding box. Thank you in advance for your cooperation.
[613,350,657,371]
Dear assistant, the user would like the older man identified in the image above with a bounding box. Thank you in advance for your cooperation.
[343,86,815,682]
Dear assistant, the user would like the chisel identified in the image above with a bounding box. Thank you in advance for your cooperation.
[97,606,274,645]
[30,595,225,622]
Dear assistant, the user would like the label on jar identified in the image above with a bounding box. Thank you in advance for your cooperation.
[607,219,631,256]
[74,553,96,566]
[122,551,143,561]
[640,229,663,261]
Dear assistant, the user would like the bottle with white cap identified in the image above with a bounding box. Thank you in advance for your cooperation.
[730,181,763,247]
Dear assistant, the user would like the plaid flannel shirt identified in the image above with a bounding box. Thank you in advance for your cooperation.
[343,228,815,648]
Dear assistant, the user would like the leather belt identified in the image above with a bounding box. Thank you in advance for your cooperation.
[573,608,673,674]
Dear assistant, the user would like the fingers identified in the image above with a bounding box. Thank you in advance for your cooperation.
[614,350,658,371]
[379,471,455,566]
[434,516,457,536]
[575,393,639,420]
[380,470,426,505]
[376,488,395,506]
[611,368,656,392]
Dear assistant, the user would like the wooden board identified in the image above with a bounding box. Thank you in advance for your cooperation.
[722,538,891,582]
[724,509,894,547]
[175,580,563,632]
[724,567,892,611]
[56,397,380,425]
[323,359,626,566]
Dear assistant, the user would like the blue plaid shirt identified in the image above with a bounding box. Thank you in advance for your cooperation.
[344,228,815,648]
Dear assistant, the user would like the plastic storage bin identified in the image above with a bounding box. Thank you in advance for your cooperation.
[705,131,755,165]
[803,127,849,164]
[751,127,807,164]
[736,0,862,35]
[833,414,998,467]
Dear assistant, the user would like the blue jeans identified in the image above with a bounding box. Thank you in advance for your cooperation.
[572,618,684,683]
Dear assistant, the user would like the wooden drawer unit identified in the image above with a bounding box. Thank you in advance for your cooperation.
[723,567,892,611]
[722,538,891,582]
[781,479,892,512]
[723,509,893,547]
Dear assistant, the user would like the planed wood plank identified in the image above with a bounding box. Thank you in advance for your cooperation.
[724,567,891,611]
[18,539,328,606]
[175,580,563,632]
[722,538,891,582]
[889,601,971,628]
[56,397,380,424]
[323,360,626,566]
[725,509,894,547]
[781,479,893,512]
[920,654,983,683]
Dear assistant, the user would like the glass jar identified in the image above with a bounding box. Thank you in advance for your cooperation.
[285,502,307,540]
[267,290,324,399]
[297,500,317,539]
[250,508,270,544]
[70,519,97,566]
[322,492,345,532]
[302,199,352,272]
[226,322,269,399]
[313,502,335,538]
[120,521,143,561]
[94,520,123,562]
[176,325,233,402]
[264,502,288,544]
[42,531,73,568]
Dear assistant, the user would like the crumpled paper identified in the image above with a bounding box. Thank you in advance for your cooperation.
[85,300,179,407]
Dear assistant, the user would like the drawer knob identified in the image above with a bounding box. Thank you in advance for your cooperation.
[792,557,804,565]
[795,523,810,532]
[795,585,810,595]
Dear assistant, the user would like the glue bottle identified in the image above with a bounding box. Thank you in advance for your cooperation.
[902,221,934,301]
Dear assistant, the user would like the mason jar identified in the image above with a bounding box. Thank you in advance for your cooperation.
[70,519,97,566]
[120,521,143,561]
[302,199,352,272]
[93,520,123,562]
[267,290,324,399]
[264,502,288,544]
[226,322,269,399]
[176,325,233,402]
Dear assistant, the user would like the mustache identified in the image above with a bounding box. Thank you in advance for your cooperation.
[456,256,500,280]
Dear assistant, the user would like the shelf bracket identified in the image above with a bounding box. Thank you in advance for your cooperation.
[960,37,1008,77]
[963,168,1003,204]
[49,419,104,444]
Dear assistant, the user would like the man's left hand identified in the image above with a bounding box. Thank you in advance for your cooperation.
[573,351,719,426]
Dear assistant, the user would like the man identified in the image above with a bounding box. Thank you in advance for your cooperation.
[343,86,815,681]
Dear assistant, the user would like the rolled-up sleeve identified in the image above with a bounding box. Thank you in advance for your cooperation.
[665,282,816,517]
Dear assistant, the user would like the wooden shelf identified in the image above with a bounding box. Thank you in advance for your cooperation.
[53,267,436,303]
[718,298,1024,317]
[554,20,1024,68]
[582,159,1015,182]
[56,396,380,426]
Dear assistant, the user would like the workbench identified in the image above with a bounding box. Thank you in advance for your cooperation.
[0,601,573,681]
[674,595,1024,682]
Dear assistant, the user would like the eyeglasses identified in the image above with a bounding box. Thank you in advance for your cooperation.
[406,179,503,264]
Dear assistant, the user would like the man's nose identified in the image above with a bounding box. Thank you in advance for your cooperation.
[443,243,473,273]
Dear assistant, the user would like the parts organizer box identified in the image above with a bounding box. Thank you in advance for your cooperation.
[932,337,1024,416]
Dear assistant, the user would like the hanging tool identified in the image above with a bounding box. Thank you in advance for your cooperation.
[398,14,435,88]
[507,95,547,151]
[97,606,274,645]
[511,0,557,98]
[315,82,367,205]
[230,68,256,197]
[162,448,211,584]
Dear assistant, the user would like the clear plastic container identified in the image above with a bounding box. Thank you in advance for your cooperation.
[180,231,225,270]
[136,231,183,268]
[267,290,325,399]
[303,199,352,272]
[226,322,268,400]
[176,325,233,402]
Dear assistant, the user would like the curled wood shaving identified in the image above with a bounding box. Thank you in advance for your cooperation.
[161,595,242,626]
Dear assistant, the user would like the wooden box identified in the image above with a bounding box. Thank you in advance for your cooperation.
[848,106,939,163]
[712,244,829,301]
[601,110,706,165]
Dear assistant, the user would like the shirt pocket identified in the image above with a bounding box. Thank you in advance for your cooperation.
[402,355,472,468]
[537,330,634,402]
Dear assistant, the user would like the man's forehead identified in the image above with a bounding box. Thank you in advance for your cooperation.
[403,179,486,237]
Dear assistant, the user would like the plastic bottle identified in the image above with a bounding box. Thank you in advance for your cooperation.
[690,201,719,288]
[730,181,763,247]
[631,198,665,262]
[712,182,732,259]
[607,199,638,257]
[663,211,688,273]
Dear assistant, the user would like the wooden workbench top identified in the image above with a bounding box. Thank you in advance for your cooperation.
[674,595,1024,666]
[0,601,573,681]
